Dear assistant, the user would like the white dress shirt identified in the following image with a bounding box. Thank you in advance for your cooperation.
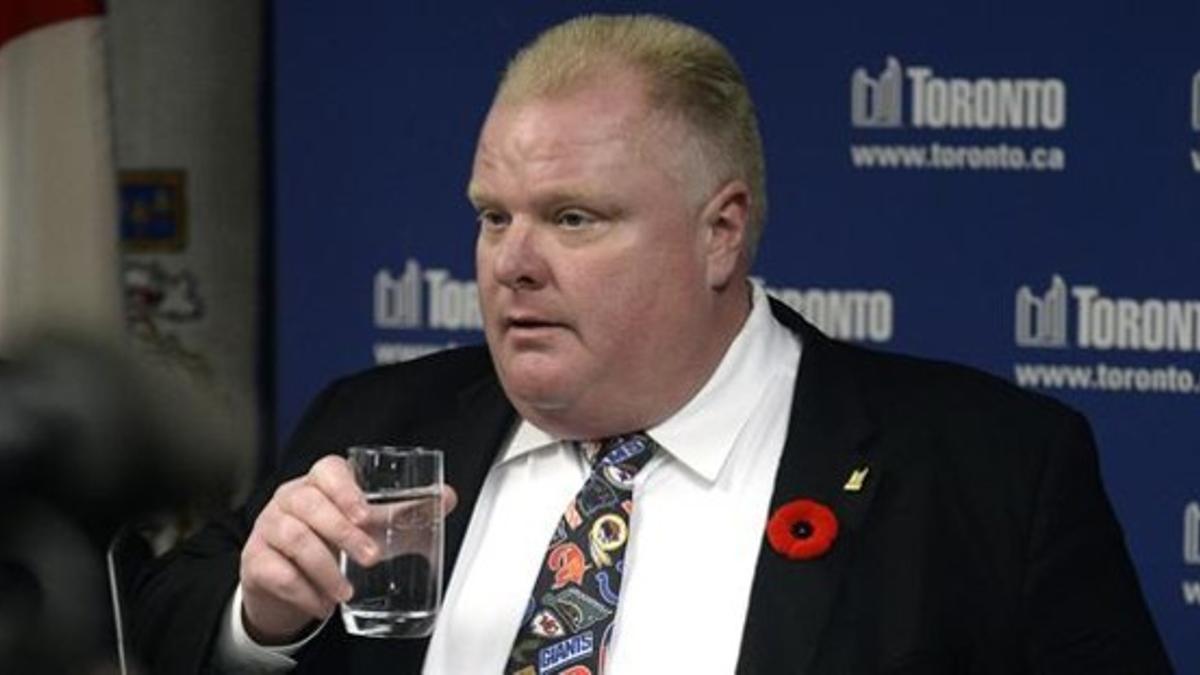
[218,282,801,673]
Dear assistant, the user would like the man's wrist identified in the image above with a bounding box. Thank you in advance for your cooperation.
[241,599,321,648]
[212,584,327,673]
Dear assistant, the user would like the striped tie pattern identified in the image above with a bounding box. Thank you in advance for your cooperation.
[504,434,657,675]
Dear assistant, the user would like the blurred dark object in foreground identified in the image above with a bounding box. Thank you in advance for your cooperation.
[0,335,236,674]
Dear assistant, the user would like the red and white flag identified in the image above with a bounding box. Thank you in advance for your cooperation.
[0,0,121,348]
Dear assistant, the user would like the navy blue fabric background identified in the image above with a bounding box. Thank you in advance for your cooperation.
[272,1,1200,668]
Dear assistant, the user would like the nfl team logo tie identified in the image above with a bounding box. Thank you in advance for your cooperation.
[505,434,657,675]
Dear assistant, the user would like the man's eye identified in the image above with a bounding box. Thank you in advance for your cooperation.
[476,210,509,229]
[556,210,593,229]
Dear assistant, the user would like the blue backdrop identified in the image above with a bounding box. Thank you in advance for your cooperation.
[272,1,1200,668]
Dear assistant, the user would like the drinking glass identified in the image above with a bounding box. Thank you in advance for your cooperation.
[340,445,444,638]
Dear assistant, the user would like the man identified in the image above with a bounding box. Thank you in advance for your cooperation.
[131,14,1172,674]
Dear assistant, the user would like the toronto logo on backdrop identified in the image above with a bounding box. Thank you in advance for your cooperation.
[1012,277,1200,396]
[848,57,1068,172]
[850,56,1067,130]
[1014,275,1200,353]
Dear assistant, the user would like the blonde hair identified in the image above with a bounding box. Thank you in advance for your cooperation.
[496,14,768,260]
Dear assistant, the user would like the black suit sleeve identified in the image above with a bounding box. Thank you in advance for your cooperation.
[1022,411,1173,673]
[128,379,349,675]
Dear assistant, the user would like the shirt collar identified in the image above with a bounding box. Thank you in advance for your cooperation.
[500,281,797,481]
[503,415,558,460]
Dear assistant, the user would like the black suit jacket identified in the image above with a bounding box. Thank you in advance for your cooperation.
[130,300,1172,673]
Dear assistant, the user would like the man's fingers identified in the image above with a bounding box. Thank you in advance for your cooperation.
[279,483,379,567]
[261,512,355,603]
[242,544,338,621]
[307,455,370,524]
[443,484,458,515]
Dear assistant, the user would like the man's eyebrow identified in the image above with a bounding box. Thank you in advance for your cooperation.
[466,186,609,210]
[549,188,601,204]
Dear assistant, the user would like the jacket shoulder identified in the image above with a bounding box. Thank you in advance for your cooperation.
[328,344,495,403]
[842,341,1078,425]
[279,345,499,463]
[770,294,1078,431]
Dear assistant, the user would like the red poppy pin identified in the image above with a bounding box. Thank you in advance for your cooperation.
[767,498,839,561]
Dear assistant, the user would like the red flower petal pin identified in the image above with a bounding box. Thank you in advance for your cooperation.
[767,498,839,561]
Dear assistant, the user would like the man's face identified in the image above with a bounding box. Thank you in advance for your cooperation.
[469,69,748,439]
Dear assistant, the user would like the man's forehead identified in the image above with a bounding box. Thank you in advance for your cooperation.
[484,95,641,145]
[471,88,685,178]
[481,65,669,142]
[466,115,634,206]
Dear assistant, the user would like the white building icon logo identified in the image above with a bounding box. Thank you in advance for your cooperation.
[1015,275,1068,348]
[374,258,423,329]
[851,56,903,128]
[1192,70,1200,132]
[1185,502,1200,565]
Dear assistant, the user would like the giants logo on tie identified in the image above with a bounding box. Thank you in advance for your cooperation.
[538,632,595,672]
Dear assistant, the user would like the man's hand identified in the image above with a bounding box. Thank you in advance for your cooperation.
[239,454,457,644]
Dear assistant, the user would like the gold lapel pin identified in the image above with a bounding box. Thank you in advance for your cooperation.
[843,466,870,492]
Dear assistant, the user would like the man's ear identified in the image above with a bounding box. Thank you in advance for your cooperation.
[700,179,751,289]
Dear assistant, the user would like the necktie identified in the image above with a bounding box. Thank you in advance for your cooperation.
[505,434,657,675]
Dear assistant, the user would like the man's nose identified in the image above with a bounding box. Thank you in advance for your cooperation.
[491,219,549,291]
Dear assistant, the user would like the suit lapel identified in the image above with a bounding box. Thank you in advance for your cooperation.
[413,368,516,586]
[736,301,883,674]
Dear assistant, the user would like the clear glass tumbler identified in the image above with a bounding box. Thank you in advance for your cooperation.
[340,445,444,638]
